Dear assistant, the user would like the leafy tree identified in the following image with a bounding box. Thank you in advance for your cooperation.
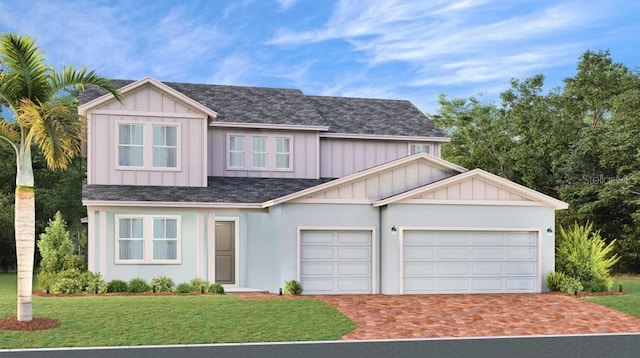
[37,211,76,274]
[0,33,121,321]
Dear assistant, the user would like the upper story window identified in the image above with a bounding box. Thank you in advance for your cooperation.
[116,122,181,171]
[153,125,178,168]
[276,137,291,169]
[118,124,144,167]
[229,135,245,168]
[116,215,181,264]
[409,143,431,155]
[227,134,293,171]
[252,136,267,168]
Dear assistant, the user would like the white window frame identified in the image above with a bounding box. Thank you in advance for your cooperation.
[275,136,293,171]
[252,136,268,169]
[409,142,431,155]
[152,124,180,169]
[115,121,181,171]
[228,135,245,168]
[115,215,181,264]
[117,123,145,168]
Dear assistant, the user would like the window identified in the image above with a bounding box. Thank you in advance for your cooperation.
[153,125,178,168]
[153,218,178,260]
[118,124,144,166]
[252,136,267,168]
[116,216,180,263]
[227,134,293,171]
[276,137,291,169]
[229,136,245,167]
[409,143,430,155]
[117,218,144,260]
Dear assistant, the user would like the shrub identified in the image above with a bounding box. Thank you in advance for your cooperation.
[128,278,152,293]
[62,254,86,271]
[84,272,108,294]
[582,277,614,292]
[37,272,58,294]
[37,211,76,274]
[556,222,619,289]
[284,279,303,295]
[107,279,128,293]
[176,282,195,293]
[190,278,209,293]
[151,276,175,292]
[546,271,583,294]
[208,283,225,294]
[52,277,83,294]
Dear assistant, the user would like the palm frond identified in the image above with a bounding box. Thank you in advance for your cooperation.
[0,118,20,153]
[0,33,52,105]
[17,98,84,170]
[52,66,123,102]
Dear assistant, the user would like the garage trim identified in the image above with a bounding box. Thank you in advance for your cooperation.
[297,226,377,294]
[398,226,543,294]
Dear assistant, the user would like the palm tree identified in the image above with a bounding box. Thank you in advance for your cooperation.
[0,33,121,321]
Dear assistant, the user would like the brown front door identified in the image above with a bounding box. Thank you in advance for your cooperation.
[215,221,235,284]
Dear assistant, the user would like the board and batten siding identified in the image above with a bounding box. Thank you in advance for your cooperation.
[319,138,442,178]
[208,128,319,178]
[413,178,531,201]
[87,85,208,187]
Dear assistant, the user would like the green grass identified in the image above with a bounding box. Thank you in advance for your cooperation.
[584,275,640,318]
[0,273,355,349]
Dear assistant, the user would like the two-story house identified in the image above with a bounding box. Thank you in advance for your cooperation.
[80,77,567,295]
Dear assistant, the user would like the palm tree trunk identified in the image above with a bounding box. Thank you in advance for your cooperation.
[15,144,35,322]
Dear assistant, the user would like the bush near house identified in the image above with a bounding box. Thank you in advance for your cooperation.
[208,283,225,294]
[127,278,152,293]
[190,278,209,293]
[176,282,195,293]
[151,276,175,292]
[553,222,619,292]
[284,279,303,295]
[107,279,128,293]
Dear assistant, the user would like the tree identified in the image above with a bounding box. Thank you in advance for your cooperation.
[37,212,75,274]
[0,33,121,321]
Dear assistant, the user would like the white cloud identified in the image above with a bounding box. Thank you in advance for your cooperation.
[277,0,299,11]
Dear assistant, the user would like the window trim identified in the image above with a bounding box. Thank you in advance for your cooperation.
[228,135,246,168]
[152,124,180,169]
[408,142,431,155]
[115,215,182,264]
[115,121,182,172]
[251,136,268,169]
[117,123,145,169]
[275,136,293,170]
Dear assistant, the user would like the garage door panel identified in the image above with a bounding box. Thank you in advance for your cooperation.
[338,262,370,276]
[404,262,434,276]
[337,231,370,244]
[438,247,468,259]
[506,247,536,259]
[404,247,434,260]
[505,262,536,275]
[337,247,370,260]
[437,262,469,275]
[300,230,372,294]
[402,230,539,294]
[301,262,334,276]
[471,262,503,275]
[301,246,334,260]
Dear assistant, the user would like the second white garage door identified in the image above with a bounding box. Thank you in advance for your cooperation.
[402,230,539,294]
[299,230,373,294]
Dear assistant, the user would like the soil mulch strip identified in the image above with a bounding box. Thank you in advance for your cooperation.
[0,316,60,331]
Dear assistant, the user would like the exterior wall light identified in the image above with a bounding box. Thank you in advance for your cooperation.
[391,226,398,236]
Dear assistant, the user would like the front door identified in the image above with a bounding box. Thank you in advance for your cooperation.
[215,221,235,284]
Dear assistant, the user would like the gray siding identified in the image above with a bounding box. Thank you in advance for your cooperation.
[208,128,318,178]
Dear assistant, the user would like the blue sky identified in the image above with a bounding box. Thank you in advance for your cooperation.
[1,0,638,114]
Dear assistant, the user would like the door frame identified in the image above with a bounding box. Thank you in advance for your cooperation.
[296,226,377,294]
[211,217,240,287]
[398,226,542,294]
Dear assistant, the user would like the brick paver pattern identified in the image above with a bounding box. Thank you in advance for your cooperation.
[315,293,640,340]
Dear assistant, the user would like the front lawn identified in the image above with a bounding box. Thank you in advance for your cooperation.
[0,273,355,349]
[584,275,640,318]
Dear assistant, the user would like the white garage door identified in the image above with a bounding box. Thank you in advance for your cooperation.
[402,231,539,294]
[299,230,373,294]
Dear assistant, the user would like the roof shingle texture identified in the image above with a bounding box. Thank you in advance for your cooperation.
[82,177,335,204]
[79,79,446,137]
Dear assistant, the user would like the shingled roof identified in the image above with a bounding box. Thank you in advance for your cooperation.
[79,79,446,138]
[82,177,335,204]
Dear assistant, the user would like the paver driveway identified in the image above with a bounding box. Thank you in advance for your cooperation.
[316,293,640,340]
